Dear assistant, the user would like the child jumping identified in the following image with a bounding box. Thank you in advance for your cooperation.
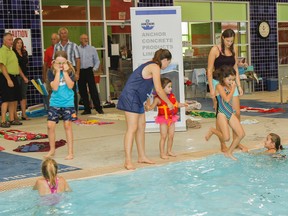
[33,158,71,196]
[205,65,245,160]
[45,50,76,160]
[146,77,187,159]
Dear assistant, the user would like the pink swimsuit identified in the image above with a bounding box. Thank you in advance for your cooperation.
[46,177,59,194]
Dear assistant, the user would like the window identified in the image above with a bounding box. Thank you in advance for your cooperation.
[175,1,250,69]
[278,23,288,65]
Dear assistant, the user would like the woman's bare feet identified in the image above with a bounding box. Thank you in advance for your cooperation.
[44,151,55,159]
[205,128,214,141]
[167,152,176,157]
[124,163,136,170]
[138,157,155,164]
[160,154,169,159]
[65,154,74,160]
[224,151,237,161]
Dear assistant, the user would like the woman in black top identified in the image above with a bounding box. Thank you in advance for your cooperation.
[13,38,29,120]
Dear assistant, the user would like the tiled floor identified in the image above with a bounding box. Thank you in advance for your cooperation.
[1,88,288,191]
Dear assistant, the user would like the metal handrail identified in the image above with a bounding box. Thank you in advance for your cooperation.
[280,76,288,104]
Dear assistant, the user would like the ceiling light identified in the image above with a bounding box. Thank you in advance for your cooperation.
[60,5,69,8]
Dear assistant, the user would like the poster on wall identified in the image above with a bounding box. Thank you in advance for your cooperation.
[5,29,32,55]
[130,6,186,132]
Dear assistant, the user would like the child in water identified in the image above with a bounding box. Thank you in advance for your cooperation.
[263,133,284,154]
[146,77,187,159]
[205,66,245,160]
[33,158,71,196]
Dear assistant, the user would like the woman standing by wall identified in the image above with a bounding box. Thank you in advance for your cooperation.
[13,38,29,120]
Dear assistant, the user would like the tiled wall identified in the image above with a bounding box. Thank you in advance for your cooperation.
[138,0,173,7]
[0,0,43,107]
[249,0,278,91]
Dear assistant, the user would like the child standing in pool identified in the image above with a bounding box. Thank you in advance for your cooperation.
[44,51,76,160]
[146,77,187,159]
[33,158,71,196]
[205,65,245,160]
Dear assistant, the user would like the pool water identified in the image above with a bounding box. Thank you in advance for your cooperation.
[1,149,287,216]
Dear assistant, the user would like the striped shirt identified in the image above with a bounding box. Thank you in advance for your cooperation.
[53,40,80,66]
[78,44,100,70]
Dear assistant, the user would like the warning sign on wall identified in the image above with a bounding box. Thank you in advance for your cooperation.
[5,29,32,55]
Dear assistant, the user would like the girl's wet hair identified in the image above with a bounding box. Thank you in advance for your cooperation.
[215,65,236,85]
[269,133,283,151]
[42,158,58,187]
[52,50,75,75]
[161,77,172,89]
[221,29,235,56]
[152,49,172,68]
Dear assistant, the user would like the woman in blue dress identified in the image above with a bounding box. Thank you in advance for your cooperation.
[117,49,174,170]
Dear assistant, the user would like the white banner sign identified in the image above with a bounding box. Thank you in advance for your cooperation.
[5,29,32,55]
[131,6,186,132]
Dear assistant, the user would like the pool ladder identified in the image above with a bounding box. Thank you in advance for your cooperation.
[280,76,288,104]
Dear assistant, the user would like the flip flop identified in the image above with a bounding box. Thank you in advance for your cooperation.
[186,119,201,129]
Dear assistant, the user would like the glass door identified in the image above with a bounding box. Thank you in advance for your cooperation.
[106,22,132,100]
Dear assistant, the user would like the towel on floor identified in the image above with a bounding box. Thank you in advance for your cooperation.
[73,119,114,126]
[89,113,125,121]
[240,106,285,113]
[13,139,66,152]
[186,111,216,118]
[0,129,48,142]
[241,119,259,124]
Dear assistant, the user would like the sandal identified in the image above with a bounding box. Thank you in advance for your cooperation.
[0,121,10,128]
[10,120,23,126]
[186,119,201,129]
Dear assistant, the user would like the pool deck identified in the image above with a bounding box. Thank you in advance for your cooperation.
[1,89,288,191]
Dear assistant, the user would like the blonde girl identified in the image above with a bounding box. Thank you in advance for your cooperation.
[45,50,76,160]
[205,66,245,160]
[146,77,187,159]
[33,158,71,196]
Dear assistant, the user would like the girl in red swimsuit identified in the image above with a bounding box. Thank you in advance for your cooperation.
[33,158,71,196]
[146,77,187,159]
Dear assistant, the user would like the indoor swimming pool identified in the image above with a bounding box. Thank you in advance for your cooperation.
[1,149,287,216]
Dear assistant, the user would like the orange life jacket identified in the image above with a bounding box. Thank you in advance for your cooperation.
[157,93,178,119]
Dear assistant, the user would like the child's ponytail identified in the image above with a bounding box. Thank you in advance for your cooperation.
[42,158,58,187]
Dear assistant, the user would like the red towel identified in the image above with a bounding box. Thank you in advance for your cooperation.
[240,106,285,113]
[0,129,48,142]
